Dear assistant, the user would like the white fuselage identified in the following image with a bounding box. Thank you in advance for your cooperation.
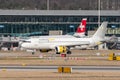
[21,37,96,50]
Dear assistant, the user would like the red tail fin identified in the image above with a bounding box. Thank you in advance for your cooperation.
[76,18,87,33]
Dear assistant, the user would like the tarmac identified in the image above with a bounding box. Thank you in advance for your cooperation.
[0,50,120,80]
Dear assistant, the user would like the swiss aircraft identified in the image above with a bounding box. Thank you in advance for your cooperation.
[38,18,87,38]
[21,22,108,54]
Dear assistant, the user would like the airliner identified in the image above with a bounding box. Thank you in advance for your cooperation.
[21,22,108,54]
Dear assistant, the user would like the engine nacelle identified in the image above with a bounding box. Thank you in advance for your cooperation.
[55,46,67,54]
[40,49,51,52]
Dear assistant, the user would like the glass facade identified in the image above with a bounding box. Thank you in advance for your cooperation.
[0,15,120,37]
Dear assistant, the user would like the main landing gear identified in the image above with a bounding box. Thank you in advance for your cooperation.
[32,52,35,55]
[67,51,71,54]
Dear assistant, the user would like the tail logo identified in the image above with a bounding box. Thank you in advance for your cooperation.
[76,18,87,33]
[79,24,85,31]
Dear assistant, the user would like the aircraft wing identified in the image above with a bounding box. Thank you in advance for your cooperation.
[49,41,90,49]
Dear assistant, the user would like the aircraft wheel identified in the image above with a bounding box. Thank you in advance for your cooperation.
[32,52,35,55]
[67,51,71,54]
[56,52,60,54]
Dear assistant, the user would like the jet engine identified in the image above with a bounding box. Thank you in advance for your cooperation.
[40,49,51,52]
[55,46,67,54]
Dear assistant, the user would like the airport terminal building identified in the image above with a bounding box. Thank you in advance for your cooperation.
[0,10,119,37]
[0,10,120,50]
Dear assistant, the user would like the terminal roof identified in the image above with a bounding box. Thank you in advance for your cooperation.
[0,10,119,16]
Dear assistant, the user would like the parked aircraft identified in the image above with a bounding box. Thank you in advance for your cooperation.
[38,18,87,38]
[21,22,108,54]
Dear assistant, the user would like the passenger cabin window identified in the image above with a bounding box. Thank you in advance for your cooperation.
[39,39,48,43]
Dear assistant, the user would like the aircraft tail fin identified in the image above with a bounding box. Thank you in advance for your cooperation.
[92,22,108,40]
[74,18,87,37]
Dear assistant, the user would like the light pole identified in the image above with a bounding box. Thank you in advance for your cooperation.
[98,0,100,27]
[47,0,49,10]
